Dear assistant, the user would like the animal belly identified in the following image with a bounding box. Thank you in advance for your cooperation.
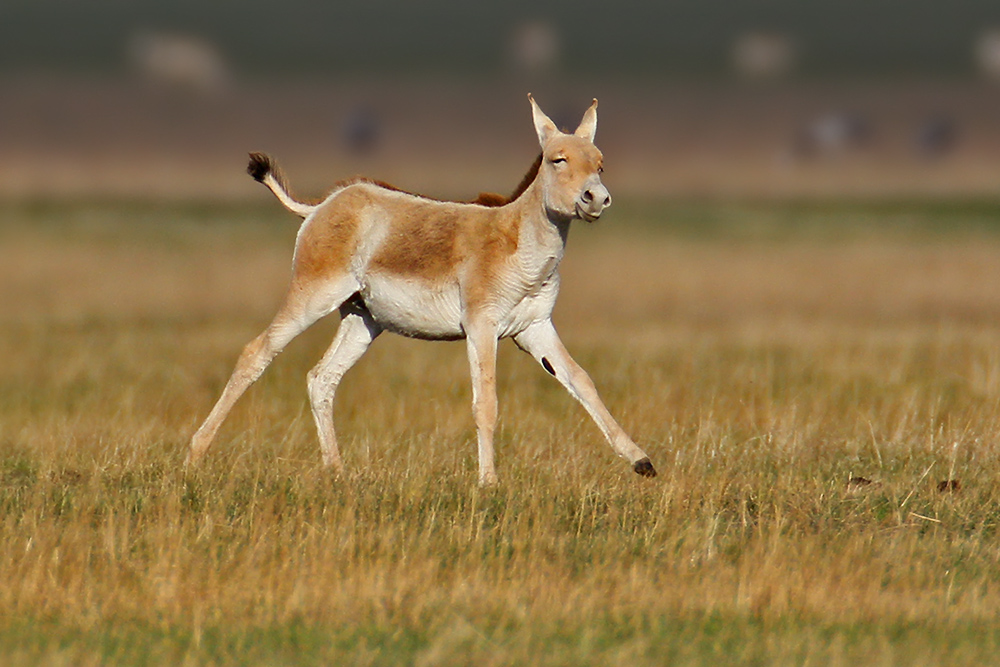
[361,275,464,340]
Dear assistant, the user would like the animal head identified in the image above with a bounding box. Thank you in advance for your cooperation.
[529,94,611,222]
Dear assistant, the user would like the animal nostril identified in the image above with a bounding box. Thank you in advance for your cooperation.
[581,190,594,204]
[602,194,611,208]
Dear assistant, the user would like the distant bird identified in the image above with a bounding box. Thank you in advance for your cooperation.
[128,31,230,95]
[732,31,796,80]
[792,112,872,158]
[914,116,957,158]
[508,20,560,76]
[342,105,380,155]
[976,30,1000,80]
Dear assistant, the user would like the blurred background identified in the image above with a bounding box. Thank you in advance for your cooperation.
[3,0,1000,200]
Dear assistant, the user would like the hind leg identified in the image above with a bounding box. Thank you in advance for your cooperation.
[307,299,382,470]
[187,278,359,465]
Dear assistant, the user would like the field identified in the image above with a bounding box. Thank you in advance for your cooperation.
[3,198,1000,665]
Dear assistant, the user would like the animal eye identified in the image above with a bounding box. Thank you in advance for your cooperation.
[598,166,604,173]
[551,157,567,165]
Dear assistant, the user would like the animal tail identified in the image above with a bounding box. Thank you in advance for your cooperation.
[247,152,318,218]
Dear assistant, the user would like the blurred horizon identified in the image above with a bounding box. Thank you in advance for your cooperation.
[3,1,1000,200]
[3,0,1000,80]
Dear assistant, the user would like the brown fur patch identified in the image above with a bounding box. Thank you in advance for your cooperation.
[367,195,524,290]
[369,202,463,280]
[292,190,364,282]
[462,223,521,308]
[293,153,537,295]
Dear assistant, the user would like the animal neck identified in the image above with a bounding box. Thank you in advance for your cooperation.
[514,178,572,253]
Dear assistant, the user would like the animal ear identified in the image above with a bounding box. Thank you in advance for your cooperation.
[528,94,559,148]
[574,98,598,142]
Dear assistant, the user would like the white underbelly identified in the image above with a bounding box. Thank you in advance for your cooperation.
[359,270,559,341]
[361,275,464,340]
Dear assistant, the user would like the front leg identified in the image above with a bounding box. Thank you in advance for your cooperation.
[514,319,656,477]
[465,316,500,486]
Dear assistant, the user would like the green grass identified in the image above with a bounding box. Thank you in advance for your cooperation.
[3,199,1000,664]
[2,617,999,666]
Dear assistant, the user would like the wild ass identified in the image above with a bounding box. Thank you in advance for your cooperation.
[187,95,657,485]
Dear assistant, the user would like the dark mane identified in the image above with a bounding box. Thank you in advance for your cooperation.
[503,152,543,204]
[334,153,543,208]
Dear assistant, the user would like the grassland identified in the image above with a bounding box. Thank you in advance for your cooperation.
[3,198,1000,665]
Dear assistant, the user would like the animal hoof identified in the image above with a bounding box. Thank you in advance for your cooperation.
[633,458,657,478]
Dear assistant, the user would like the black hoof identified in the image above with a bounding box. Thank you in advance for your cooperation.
[633,458,657,478]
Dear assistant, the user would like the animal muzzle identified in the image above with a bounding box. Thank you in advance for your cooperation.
[577,183,611,222]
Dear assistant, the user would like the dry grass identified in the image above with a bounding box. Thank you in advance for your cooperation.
[3,199,1000,664]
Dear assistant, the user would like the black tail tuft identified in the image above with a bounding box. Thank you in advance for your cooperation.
[247,152,273,183]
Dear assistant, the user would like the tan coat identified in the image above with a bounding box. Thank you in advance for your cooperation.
[188,96,656,485]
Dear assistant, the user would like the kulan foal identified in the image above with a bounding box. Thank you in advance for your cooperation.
[187,95,657,485]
